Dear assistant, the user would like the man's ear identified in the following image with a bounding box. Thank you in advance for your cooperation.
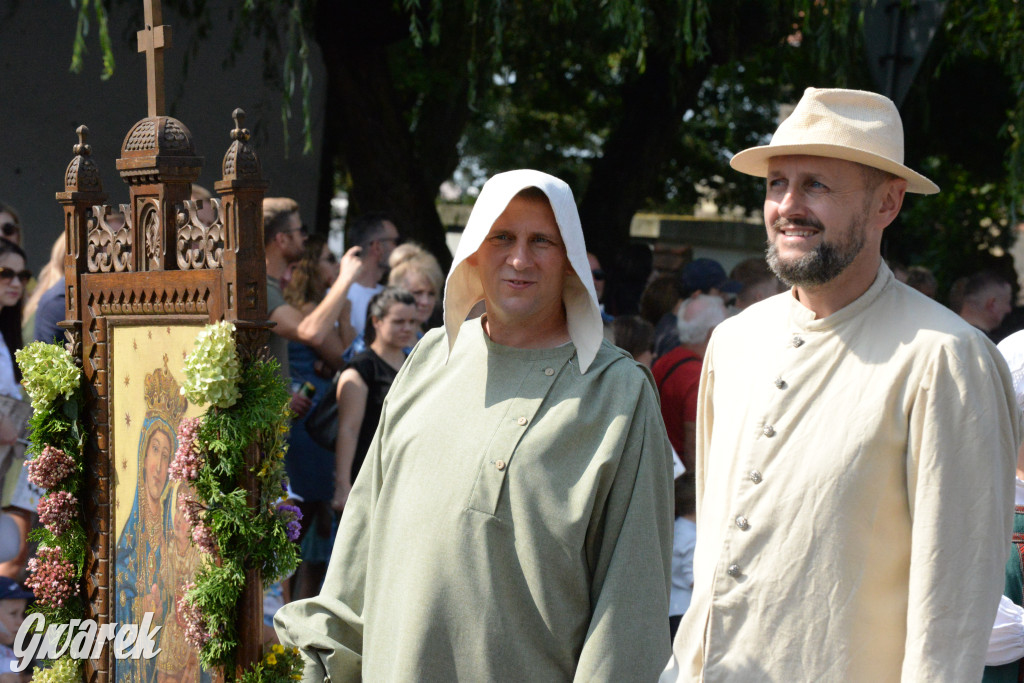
[876,178,907,230]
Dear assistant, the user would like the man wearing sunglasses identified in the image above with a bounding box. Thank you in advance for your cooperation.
[263,198,366,416]
[341,213,402,340]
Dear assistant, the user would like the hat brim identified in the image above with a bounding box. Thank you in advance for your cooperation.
[730,143,939,195]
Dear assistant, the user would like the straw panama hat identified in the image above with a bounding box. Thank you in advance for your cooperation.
[730,87,940,195]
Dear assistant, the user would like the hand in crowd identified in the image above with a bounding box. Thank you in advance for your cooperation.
[0,418,18,447]
[331,480,351,514]
[336,245,366,290]
[290,391,312,419]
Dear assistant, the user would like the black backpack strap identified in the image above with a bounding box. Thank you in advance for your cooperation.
[656,355,700,390]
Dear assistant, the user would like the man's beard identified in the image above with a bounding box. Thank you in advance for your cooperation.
[765,215,866,288]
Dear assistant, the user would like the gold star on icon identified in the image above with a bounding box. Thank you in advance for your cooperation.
[147,330,153,339]
[166,327,172,335]
[123,374,130,387]
[121,458,128,471]
[132,339,138,350]
[125,412,131,428]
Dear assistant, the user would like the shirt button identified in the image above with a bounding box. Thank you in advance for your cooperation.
[544,367,555,376]
[792,336,804,348]
[774,377,785,389]
[495,460,506,471]
[727,564,742,578]
[735,515,750,531]
[749,470,763,484]
[517,416,528,426]
[762,425,775,437]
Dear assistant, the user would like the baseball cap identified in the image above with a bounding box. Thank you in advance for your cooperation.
[0,577,32,601]
[681,258,742,295]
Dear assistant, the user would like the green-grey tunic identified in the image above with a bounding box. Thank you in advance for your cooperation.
[275,318,674,681]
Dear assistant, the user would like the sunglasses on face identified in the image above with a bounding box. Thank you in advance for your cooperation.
[0,223,20,239]
[321,252,338,264]
[592,269,606,281]
[0,268,31,284]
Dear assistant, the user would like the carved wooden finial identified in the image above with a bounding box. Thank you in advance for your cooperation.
[137,0,172,117]
[231,108,251,143]
[74,125,92,157]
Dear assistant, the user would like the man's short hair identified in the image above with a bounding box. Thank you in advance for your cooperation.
[513,186,550,204]
[263,197,300,246]
[963,270,1011,306]
[347,212,394,249]
[859,165,900,191]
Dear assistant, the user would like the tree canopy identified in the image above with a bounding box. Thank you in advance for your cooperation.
[69,0,1024,296]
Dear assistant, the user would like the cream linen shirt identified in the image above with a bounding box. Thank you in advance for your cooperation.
[672,263,1021,681]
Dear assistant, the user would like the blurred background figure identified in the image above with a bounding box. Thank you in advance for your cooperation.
[729,257,783,312]
[957,270,1013,340]
[905,265,938,299]
[587,252,614,323]
[652,294,727,472]
[388,244,444,333]
[282,236,344,600]
[611,315,654,367]
[670,470,696,640]
[21,233,65,343]
[604,243,653,317]
[191,185,217,227]
[332,288,418,514]
[0,204,22,248]
[651,258,739,361]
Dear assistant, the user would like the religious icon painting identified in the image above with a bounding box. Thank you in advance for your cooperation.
[110,324,212,683]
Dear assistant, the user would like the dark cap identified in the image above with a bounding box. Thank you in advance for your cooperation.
[0,577,32,601]
[681,258,742,295]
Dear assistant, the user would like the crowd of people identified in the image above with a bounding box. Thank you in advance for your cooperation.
[1,85,1024,680]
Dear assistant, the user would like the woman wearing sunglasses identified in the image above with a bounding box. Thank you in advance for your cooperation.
[0,238,33,580]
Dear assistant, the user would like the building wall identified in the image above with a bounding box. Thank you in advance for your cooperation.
[0,2,325,271]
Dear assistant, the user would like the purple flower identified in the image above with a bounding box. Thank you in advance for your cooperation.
[276,503,303,542]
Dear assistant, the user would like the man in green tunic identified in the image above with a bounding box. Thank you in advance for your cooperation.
[275,169,675,681]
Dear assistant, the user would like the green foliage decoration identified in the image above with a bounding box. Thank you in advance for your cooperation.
[172,324,299,677]
[13,343,87,659]
[30,655,81,683]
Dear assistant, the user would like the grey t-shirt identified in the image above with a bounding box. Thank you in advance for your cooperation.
[267,276,290,380]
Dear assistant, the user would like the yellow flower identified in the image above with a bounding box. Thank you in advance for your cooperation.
[291,647,299,655]
[272,644,284,654]
[266,654,277,666]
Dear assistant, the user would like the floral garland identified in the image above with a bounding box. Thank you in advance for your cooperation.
[168,322,301,677]
[15,342,87,682]
[16,323,303,682]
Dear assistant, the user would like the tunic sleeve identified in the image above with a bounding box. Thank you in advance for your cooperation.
[274,342,424,681]
[902,340,1021,680]
[574,380,674,682]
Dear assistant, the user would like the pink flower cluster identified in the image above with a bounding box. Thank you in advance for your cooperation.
[26,546,77,608]
[192,522,218,556]
[26,445,76,490]
[177,585,212,649]
[37,491,78,537]
[170,417,204,482]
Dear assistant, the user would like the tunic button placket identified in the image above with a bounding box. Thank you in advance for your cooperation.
[517,416,528,426]
[735,515,750,531]
[749,470,763,484]
[762,425,775,437]
[774,377,785,389]
[792,336,805,348]
[495,460,506,471]
[544,367,555,376]
[727,564,742,578]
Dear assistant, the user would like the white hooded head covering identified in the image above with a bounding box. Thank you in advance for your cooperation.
[443,169,605,373]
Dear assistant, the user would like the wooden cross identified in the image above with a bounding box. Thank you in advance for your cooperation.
[137,0,172,117]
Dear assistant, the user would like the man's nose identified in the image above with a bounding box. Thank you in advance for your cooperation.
[509,242,532,269]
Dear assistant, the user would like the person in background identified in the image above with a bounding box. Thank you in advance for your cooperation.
[729,257,782,311]
[611,315,654,367]
[0,577,32,683]
[957,270,1014,339]
[588,252,614,324]
[21,233,64,343]
[388,245,444,333]
[651,294,727,472]
[905,264,938,299]
[985,329,1024,681]
[0,241,33,580]
[652,258,740,360]
[0,205,22,248]
[669,470,696,640]
[344,213,401,340]
[331,288,418,513]
[281,236,346,600]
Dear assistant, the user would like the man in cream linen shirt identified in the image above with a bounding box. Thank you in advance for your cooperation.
[276,170,674,681]
[668,88,1022,681]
